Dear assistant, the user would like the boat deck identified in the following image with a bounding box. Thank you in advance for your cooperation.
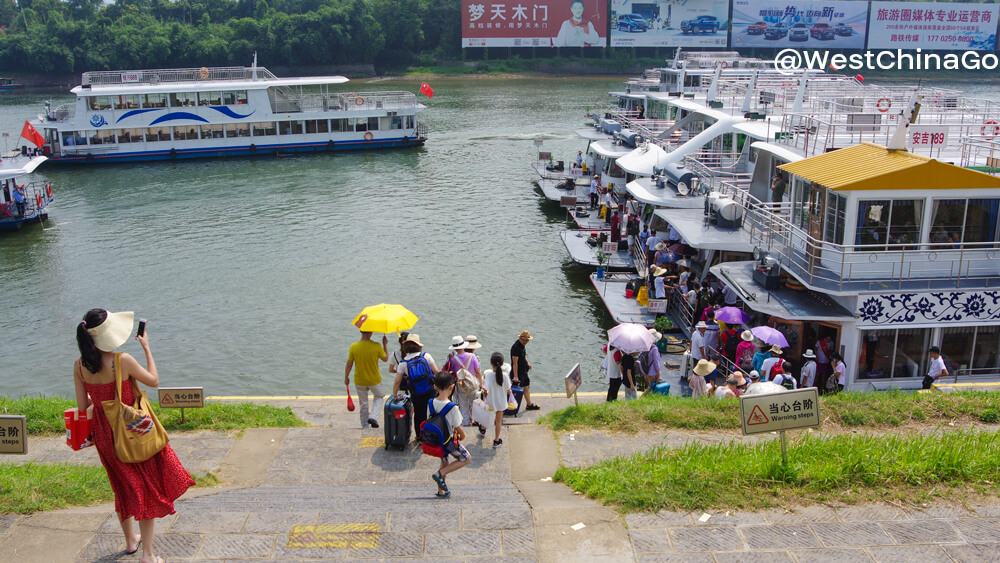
[589,272,659,327]
[537,177,589,204]
[531,162,592,181]
[568,207,610,231]
[653,208,755,253]
[561,231,634,270]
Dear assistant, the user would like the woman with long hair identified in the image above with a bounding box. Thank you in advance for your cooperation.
[482,352,512,449]
[73,309,193,563]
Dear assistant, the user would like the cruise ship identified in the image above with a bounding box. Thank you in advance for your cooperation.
[34,64,427,163]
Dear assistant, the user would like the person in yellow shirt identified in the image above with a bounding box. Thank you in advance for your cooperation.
[345,331,388,429]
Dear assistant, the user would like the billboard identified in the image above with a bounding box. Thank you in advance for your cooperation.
[731,0,868,49]
[610,0,729,48]
[463,0,607,47]
[868,2,998,50]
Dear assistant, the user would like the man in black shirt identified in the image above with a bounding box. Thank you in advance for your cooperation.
[511,330,540,410]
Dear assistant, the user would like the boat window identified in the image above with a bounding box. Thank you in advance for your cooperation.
[89,130,103,145]
[855,199,922,250]
[172,126,199,141]
[74,131,88,145]
[317,119,329,133]
[142,93,166,108]
[857,328,929,380]
[62,132,75,146]
[407,116,415,129]
[367,117,379,131]
[792,179,812,231]
[170,92,196,107]
[391,116,402,130]
[200,124,224,139]
[331,119,345,132]
[824,192,847,245]
[252,122,277,136]
[96,97,112,110]
[114,96,127,110]
[227,123,250,137]
[198,92,215,106]
[102,129,115,143]
[305,120,317,134]
[117,129,136,143]
[222,92,237,105]
[350,118,366,132]
[930,199,1000,246]
[144,128,158,142]
[236,91,248,104]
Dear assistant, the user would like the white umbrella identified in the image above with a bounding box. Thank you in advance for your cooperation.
[744,382,787,396]
[607,323,655,354]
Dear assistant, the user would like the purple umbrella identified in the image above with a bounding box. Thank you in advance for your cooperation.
[608,323,656,354]
[751,326,789,348]
[715,307,749,325]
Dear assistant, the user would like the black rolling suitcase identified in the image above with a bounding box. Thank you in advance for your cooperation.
[504,385,524,417]
[384,396,412,450]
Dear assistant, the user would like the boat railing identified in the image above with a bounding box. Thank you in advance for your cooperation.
[47,103,75,122]
[683,157,751,193]
[270,91,420,114]
[666,287,696,338]
[0,181,52,220]
[416,123,428,138]
[82,67,278,86]
[959,137,1000,174]
[716,182,1000,291]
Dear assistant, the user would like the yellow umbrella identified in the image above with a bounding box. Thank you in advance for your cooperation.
[351,303,419,334]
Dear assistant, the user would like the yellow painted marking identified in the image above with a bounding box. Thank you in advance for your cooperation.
[935,382,1000,388]
[360,437,384,448]
[208,392,610,401]
[287,523,380,549]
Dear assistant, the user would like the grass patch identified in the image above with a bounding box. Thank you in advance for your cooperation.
[0,396,307,436]
[555,430,1000,513]
[541,391,1000,433]
[0,464,222,514]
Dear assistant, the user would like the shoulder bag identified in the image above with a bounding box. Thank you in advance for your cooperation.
[101,352,169,463]
[454,354,478,393]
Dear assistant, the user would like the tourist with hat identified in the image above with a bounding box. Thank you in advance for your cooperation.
[443,336,482,429]
[750,339,771,373]
[735,330,756,372]
[714,375,742,399]
[800,349,818,388]
[393,334,441,437]
[511,330,540,410]
[589,173,600,209]
[690,359,716,398]
[759,345,784,382]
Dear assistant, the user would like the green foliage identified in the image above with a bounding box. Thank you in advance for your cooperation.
[0,396,307,435]
[555,430,1000,512]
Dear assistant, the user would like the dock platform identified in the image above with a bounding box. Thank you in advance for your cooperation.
[561,230,635,270]
[589,272,659,327]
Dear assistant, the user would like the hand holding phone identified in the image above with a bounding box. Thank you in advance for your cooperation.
[137,319,147,337]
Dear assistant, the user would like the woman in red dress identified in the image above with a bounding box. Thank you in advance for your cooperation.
[74,309,193,563]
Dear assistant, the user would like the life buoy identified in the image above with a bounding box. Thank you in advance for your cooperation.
[35,194,42,208]
[355,96,365,106]
[782,82,792,88]
[364,131,374,141]
[720,61,728,69]
[169,148,177,159]
[876,98,891,112]
[982,120,999,141]
[199,67,210,80]
[249,144,256,153]
[45,183,52,197]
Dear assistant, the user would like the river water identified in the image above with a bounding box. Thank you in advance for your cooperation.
[1,76,998,397]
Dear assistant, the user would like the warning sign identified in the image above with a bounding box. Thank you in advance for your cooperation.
[158,387,204,409]
[740,387,820,436]
[0,415,27,455]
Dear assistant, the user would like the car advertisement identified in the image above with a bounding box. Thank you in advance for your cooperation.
[462,0,607,47]
[867,2,998,50]
[731,0,868,49]
[610,0,730,47]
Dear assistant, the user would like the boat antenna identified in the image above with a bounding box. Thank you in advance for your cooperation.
[706,64,723,104]
[252,51,258,80]
[886,92,921,151]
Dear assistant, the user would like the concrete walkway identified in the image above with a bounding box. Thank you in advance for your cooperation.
[1,393,998,562]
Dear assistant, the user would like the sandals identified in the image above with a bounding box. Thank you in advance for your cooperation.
[431,471,448,492]
[493,439,503,449]
[478,423,487,437]
[125,539,141,555]
[435,490,451,498]
[525,404,541,411]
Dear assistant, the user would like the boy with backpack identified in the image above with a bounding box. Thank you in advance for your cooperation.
[423,372,470,499]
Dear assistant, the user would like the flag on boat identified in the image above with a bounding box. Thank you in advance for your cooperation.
[419,82,434,99]
[20,121,45,148]
[855,74,865,83]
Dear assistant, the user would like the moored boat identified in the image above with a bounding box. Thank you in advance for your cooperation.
[0,157,53,231]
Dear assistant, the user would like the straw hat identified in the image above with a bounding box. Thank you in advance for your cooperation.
[655,242,667,251]
[802,349,817,359]
[769,344,784,354]
[695,321,708,329]
[464,335,482,350]
[740,330,754,342]
[652,266,667,277]
[517,330,534,341]
[693,359,715,377]
[86,310,134,352]
[404,333,424,347]
[648,328,662,341]
[449,335,467,350]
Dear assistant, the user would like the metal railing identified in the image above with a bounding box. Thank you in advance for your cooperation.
[951,367,1000,384]
[82,67,278,86]
[47,104,74,122]
[960,137,1000,174]
[0,181,53,220]
[273,91,420,114]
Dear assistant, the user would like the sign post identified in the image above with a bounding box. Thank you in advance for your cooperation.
[739,388,820,465]
[564,363,582,407]
[0,415,27,455]
[158,387,205,424]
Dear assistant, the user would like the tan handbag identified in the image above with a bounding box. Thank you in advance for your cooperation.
[101,352,169,463]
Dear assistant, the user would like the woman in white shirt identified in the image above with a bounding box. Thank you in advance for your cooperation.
[831,352,847,393]
[482,352,512,449]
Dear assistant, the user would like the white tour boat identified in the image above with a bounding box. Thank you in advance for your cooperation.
[34,64,426,164]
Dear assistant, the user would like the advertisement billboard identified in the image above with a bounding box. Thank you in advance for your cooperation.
[610,0,729,48]
[463,0,607,47]
[731,0,868,49]
[868,2,998,51]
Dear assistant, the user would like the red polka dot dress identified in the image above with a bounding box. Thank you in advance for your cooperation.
[84,378,194,521]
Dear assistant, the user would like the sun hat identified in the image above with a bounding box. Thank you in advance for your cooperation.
[693,359,715,377]
[518,330,534,341]
[464,335,482,350]
[741,330,754,342]
[652,266,667,277]
[655,242,666,251]
[449,335,467,350]
[404,333,424,347]
[86,310,134,352]
[695,321,708,329]
[802,349,817,359]
[648,328,662,341]
[769,344,784,354]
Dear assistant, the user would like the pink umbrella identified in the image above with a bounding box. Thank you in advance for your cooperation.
[751,326,789,348]
[608,323,656,354]
[715,307,749,324]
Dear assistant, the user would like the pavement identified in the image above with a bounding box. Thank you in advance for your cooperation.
[1,392,998,562]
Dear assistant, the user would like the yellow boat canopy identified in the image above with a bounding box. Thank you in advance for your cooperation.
[777,142,1000,192]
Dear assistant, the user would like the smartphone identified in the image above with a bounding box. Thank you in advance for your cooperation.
[137,319,147,337]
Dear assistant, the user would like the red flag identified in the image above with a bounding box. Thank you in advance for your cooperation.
[21,121,45,148]
[419,82,434,99]
[855,74,865,83]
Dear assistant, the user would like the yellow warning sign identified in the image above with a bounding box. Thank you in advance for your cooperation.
[360,437,384,448]
[158,387,204,409]
[287,523,380,548]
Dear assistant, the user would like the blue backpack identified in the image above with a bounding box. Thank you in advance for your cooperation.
[405,353,434,396]
[420,401,456,457]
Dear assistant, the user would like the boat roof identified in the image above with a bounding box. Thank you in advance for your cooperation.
[0,156,46,179]
[733,119,784,141]
[653,208,754,252]
[626,178,704,209]
[750,141,804,164]
[711,261,854,322]
[591,139,634,159]
[72,76,350,96]
[617,144,669,176]
[576,127,610,141]
[778,142,1000,191]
